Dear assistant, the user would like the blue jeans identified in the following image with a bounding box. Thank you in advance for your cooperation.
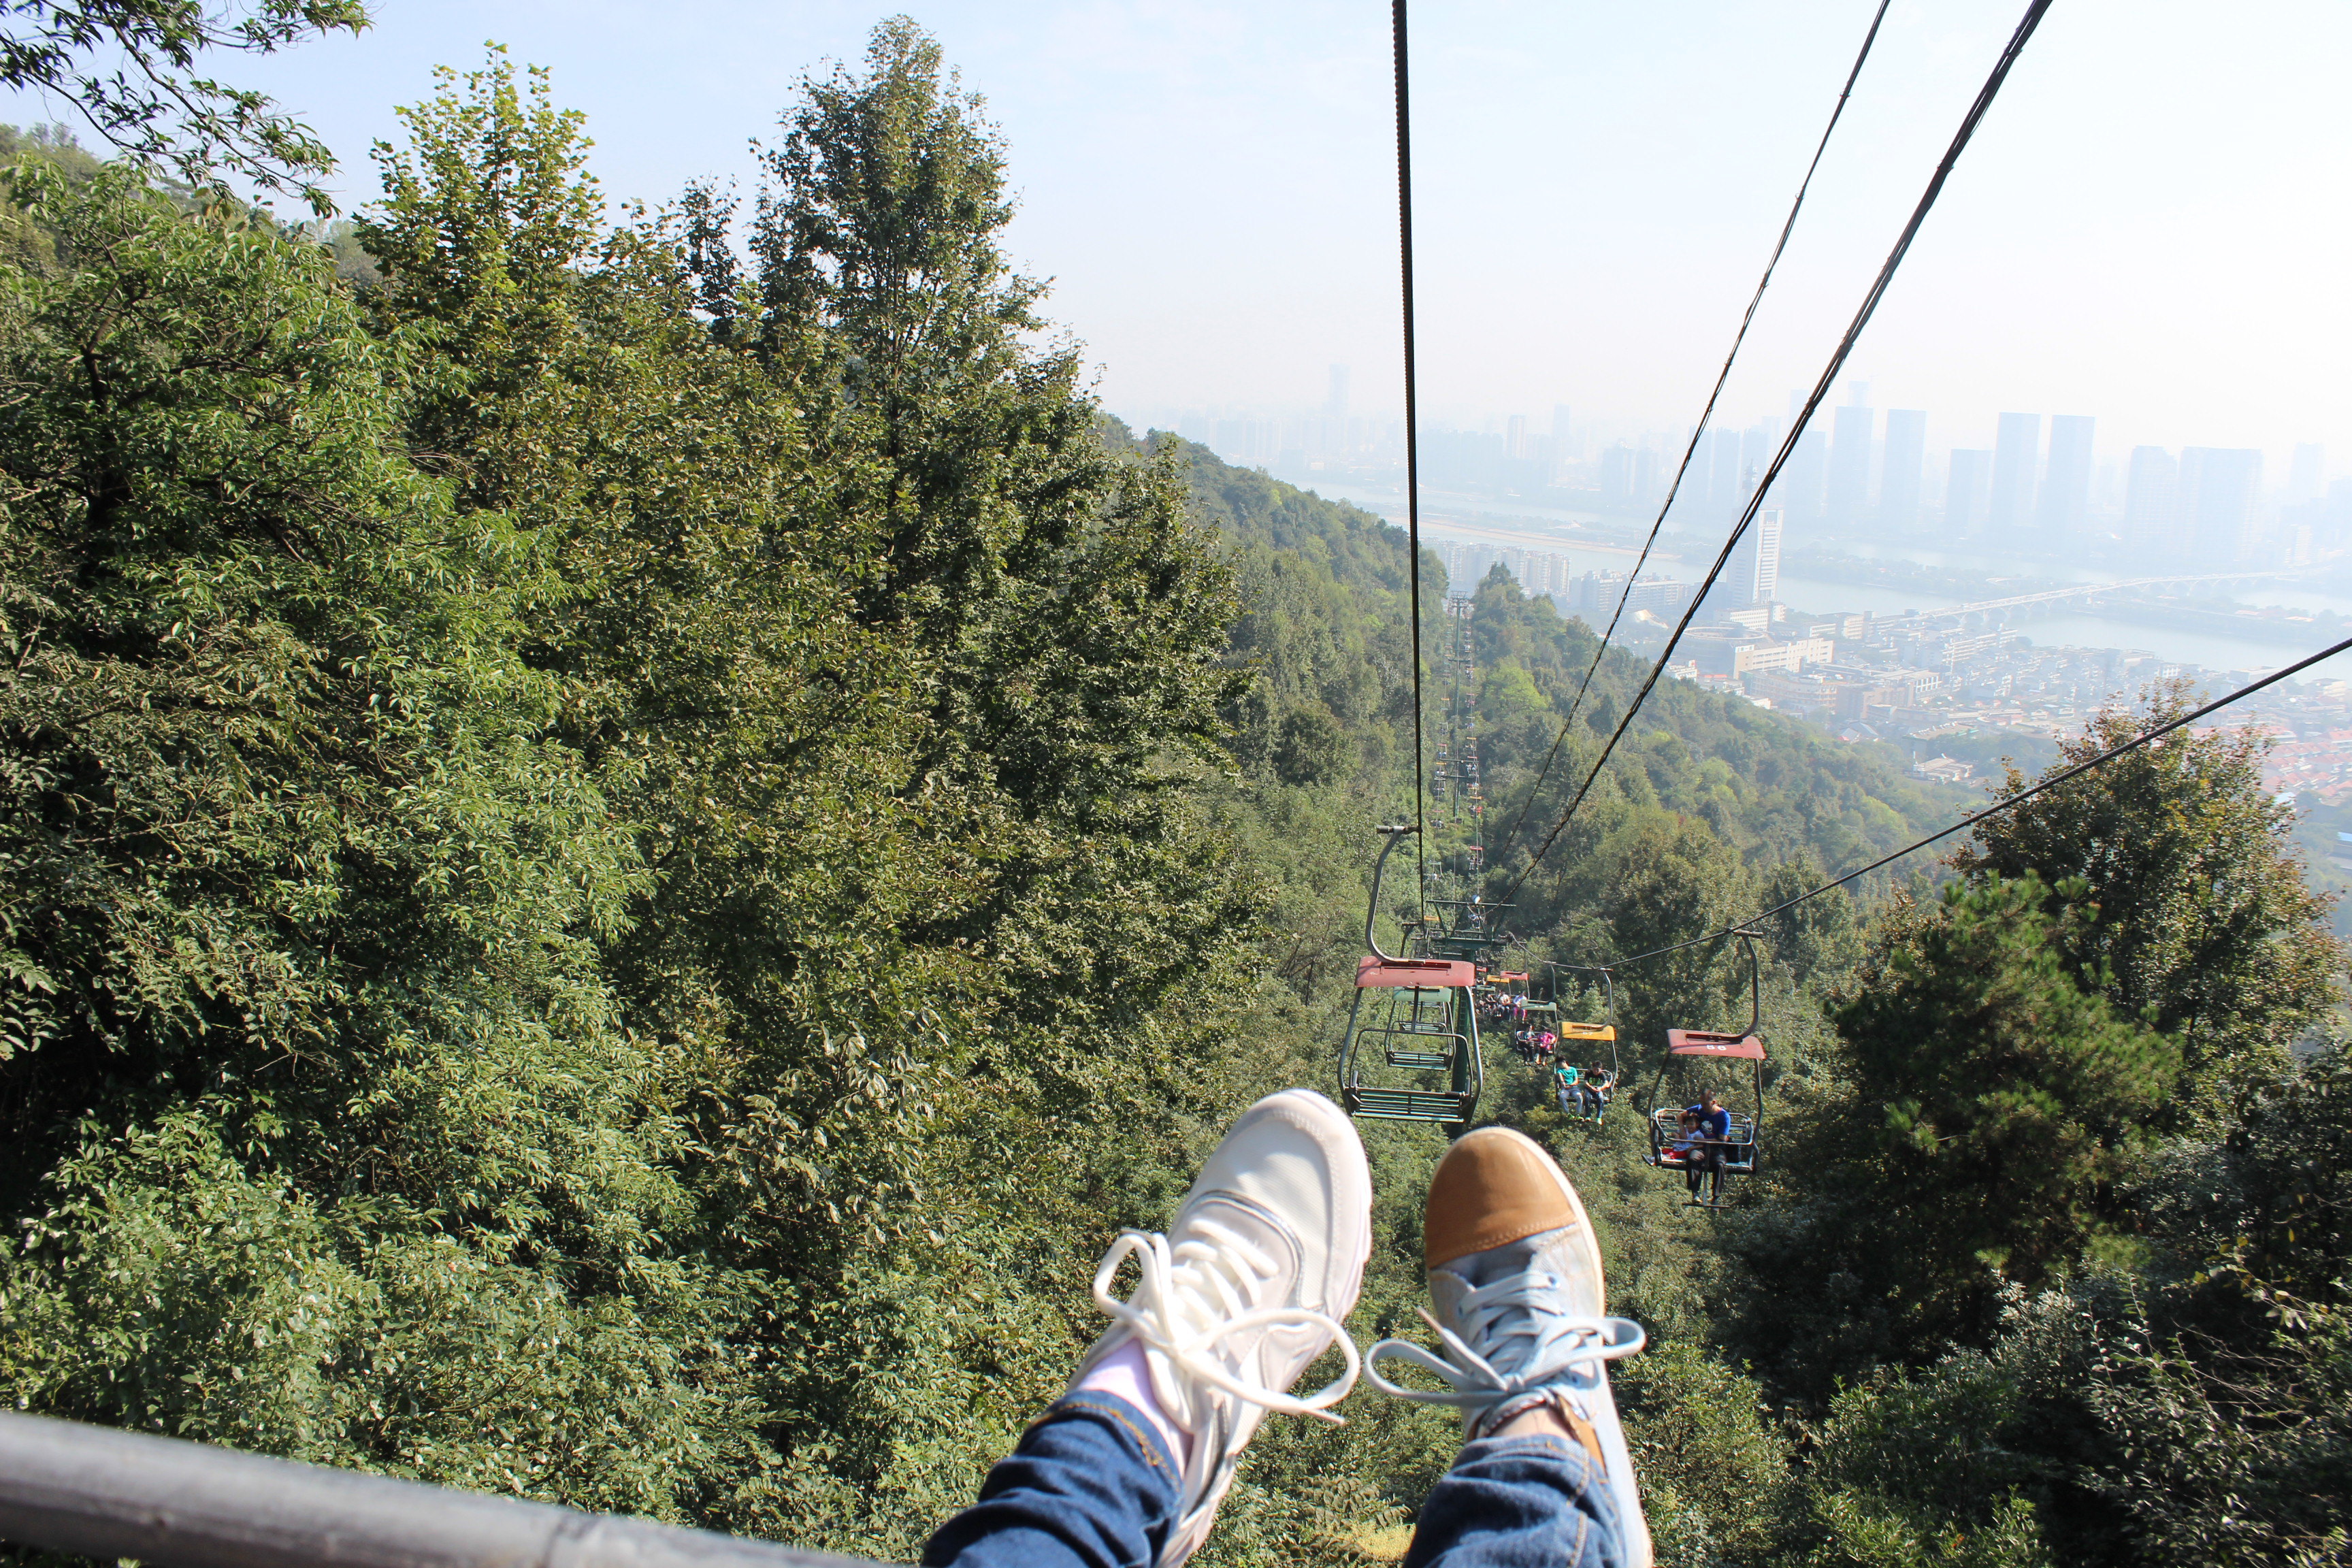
[923,1394,1629,1568]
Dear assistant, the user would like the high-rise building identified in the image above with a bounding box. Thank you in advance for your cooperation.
[1946,448,1993,534]
[1880,410,1927,532]
[1711,427,1744,519]
[1552,403,1575,466]
[2178,448,2265,564]
[2125,446,2178,549]
[1828,404,1874,527]
[1326,364,1350,422]
[2038,415,2095,534]
[1990,413,2040,530]
[1742,423,1776,497]
[1680,428,1714,513]
[1767,392,1825,524]
[1601,444,1637,507]
[2291,442,2325,503]
[1507,414,1529,459]
[1722,506,1784,606]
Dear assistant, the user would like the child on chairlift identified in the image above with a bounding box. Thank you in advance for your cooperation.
[1659,1108,1701,1164]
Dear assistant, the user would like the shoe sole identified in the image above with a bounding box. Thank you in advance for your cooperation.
[1449,1126,1653,1568]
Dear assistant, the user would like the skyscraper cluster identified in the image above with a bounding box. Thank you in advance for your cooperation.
[1757,392,2101,543]
[2123,446,2266,565]
[1152,380,2336,571]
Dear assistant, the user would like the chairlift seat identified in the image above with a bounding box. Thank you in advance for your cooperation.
[1559,1022,1616,1043]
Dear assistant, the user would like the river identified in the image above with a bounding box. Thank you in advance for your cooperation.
[1302,480,2352,679]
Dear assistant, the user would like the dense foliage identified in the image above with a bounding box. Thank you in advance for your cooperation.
[0,18,2346,1568]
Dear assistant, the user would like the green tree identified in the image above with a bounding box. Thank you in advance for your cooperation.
[350,36,1270,1552]
[1731,877,2178,1391]
[0,0,365,209]
[1953,681,2342,1114]
[0,164,755,1512]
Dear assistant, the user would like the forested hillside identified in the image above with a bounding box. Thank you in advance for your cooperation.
[0,17,2345,1568]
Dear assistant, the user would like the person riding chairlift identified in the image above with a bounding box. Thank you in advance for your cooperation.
[1657,1109,1701,1165]
[1579,1066,1614,1122]
[1554,1062,1607,1121]
[1682,1089,1731,1196]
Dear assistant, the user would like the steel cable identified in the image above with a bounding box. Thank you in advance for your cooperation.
[1501,0,2056,909]
[1492,0,1895,865]
[1394,0,1428,925]
[1609,633,2352,968]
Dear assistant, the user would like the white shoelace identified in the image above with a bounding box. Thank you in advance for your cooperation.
[1094,1222,1362,1428]
[1365,1269,1644,1411]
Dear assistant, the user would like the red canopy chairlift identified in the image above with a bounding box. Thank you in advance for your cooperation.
[1338,827,1489,1130]
[1643,930,1767,1209]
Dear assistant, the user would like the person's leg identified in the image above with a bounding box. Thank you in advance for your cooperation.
[1368,1127,1652,1568]
[921,1386,1179,1568]
[924,1089,1373,1568]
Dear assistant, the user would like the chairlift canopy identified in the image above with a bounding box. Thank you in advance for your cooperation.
[1356,956,1477,990]
[1665,1028,1766,1060]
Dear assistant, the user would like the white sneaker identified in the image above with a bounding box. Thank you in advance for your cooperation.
[1366,1126,1652,1568]
[1071,1088,1373,1567]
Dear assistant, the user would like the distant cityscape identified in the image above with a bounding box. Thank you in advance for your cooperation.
[1133,368,2352,813]
[1140,367,2349,572]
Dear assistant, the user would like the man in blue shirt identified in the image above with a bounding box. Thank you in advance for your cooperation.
[1683,1090,1731,1198]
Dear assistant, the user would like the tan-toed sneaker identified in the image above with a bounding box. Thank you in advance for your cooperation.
[1368,1126,1652,1568]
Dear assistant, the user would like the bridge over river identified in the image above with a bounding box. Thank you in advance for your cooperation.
[1867,570,2294,636]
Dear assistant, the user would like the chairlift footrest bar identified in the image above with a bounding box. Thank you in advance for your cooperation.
[1343,1087,1477,1122]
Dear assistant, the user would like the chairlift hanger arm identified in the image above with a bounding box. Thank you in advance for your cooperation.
[1365,824,1417,964]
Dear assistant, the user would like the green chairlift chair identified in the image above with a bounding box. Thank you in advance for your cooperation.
[1337,827,1497,1131]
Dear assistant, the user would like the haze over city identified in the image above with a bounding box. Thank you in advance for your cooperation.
[16,0,2349,485]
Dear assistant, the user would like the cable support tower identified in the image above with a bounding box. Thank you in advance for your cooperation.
[1490,0,1893,866]
[1439,594,1482,826]
[1501,0,2055,910]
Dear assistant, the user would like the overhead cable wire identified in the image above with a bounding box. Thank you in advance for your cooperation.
[1500,0,2055,909]
[1492,0,1895,864]
[1394,0,1428,925]
[1608,632,2352,968]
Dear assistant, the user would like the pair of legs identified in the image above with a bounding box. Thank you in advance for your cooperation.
[924,1092,1652,1568]
[1685,1145,1722,1201]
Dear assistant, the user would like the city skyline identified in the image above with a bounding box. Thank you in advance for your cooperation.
[1144,376,2337,570]
[1126,381,2340,512]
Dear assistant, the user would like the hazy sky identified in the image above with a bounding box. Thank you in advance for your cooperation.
[20,1,2349,472]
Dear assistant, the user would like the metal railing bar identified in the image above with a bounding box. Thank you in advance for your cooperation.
[0,1410,886,1568]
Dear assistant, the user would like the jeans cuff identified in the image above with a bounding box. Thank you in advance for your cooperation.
[1034,1391,1184,1478]
[1456,1431,1607,1483]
